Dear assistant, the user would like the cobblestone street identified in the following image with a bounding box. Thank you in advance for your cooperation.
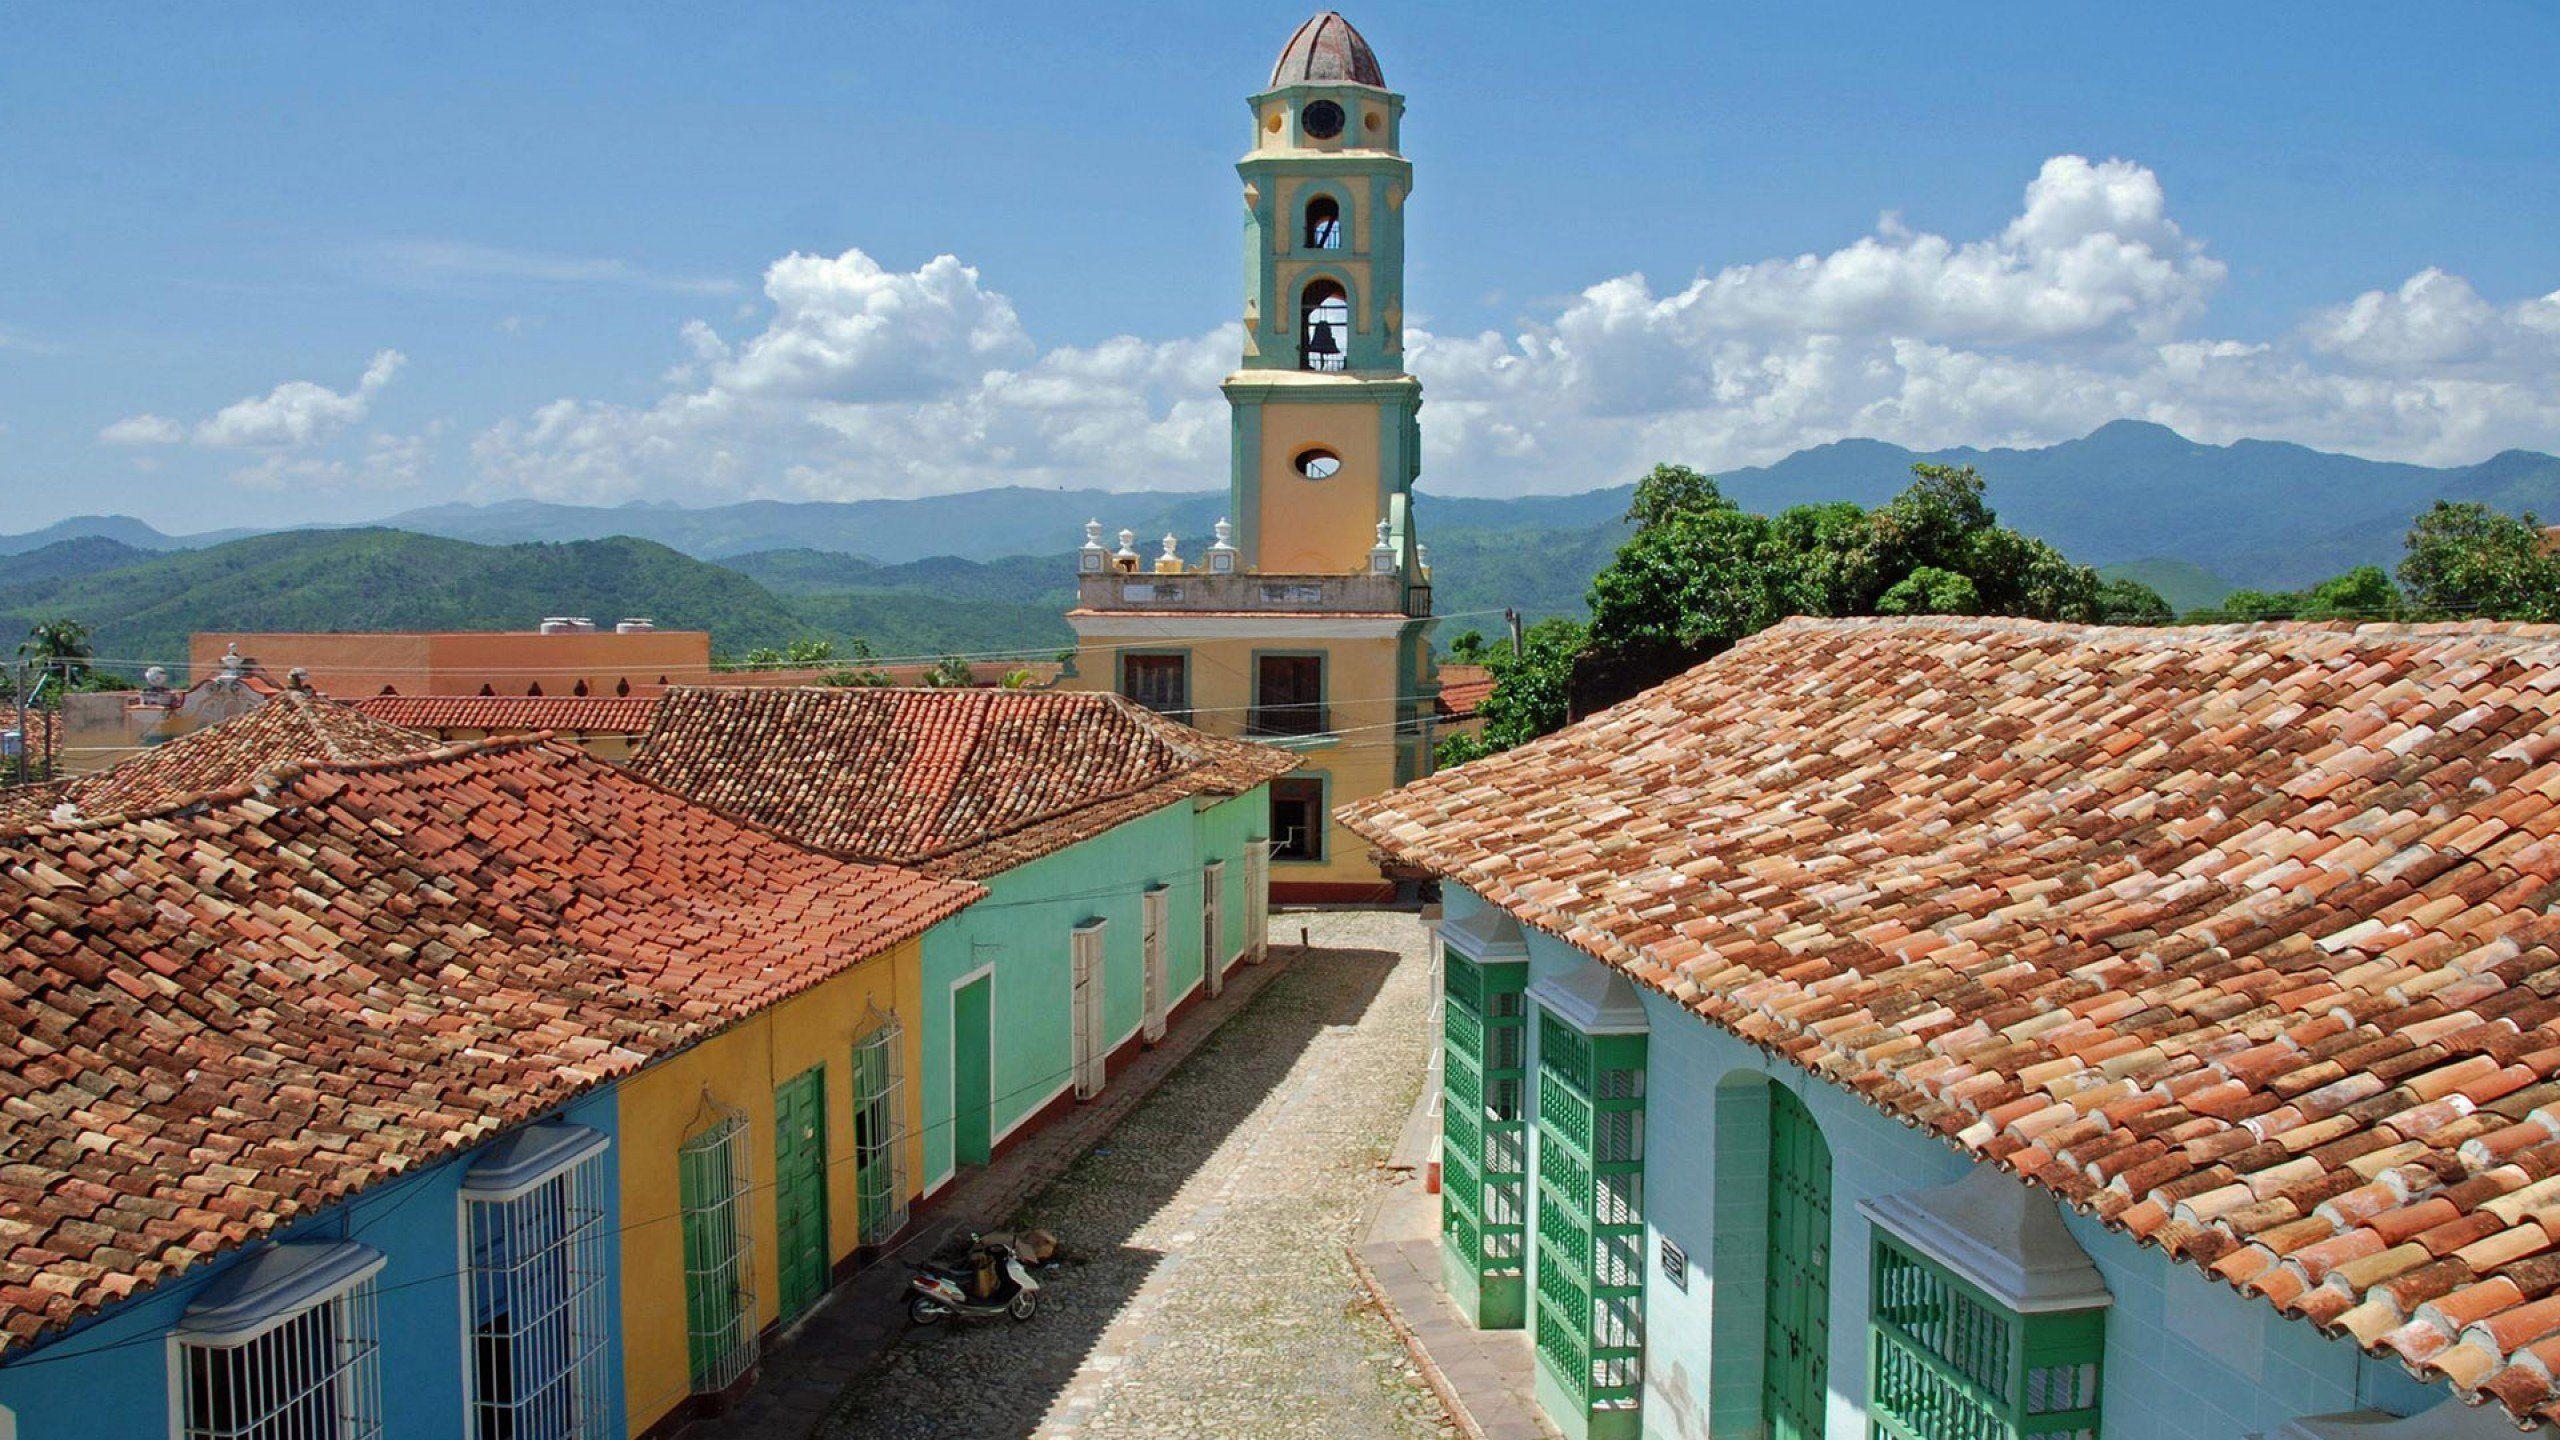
[820,911,1451,1440]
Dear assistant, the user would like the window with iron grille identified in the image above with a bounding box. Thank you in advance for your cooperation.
[1119,654,1189,719]
[853,1013,911,1247]
[460,1125,614,1440]
[678,1110,758,1395]
[174,1244,385,1440]
[1438,947,1531,1327]
[1251,654,1326,736]
[1868,1231,2105,1440]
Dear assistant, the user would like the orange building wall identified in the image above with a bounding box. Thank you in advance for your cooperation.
[190,631,716,698]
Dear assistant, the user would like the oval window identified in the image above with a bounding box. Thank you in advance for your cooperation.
[1301,100,1345,140]
[1294,448,1342,480]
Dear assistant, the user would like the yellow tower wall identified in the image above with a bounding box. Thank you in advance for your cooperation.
[1254,402,1388,574]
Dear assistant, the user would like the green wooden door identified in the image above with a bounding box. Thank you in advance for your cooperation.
[954,973,993,1166]
[773,1065,830,1321]
[1764,1086,1832,1440]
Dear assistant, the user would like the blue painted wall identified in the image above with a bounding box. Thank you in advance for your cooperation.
[918,789,1269,1190]
[0,1088,624,1440]
[1441,884,2449,1440]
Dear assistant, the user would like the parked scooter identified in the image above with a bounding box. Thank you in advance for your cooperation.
[905,1230,1057,1325]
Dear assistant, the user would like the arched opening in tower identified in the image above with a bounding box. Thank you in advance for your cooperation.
[1299,279,1349,372]
[1304,195,1343,250]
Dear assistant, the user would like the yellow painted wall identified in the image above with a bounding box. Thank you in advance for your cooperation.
[615,936,926,1437]
[1255,402,1386,575]
[1069,629,1420,894]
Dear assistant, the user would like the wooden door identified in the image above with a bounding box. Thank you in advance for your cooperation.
[772,1066,830,1321]
[953,975,992,1165]
[1763,1085,1832,1440]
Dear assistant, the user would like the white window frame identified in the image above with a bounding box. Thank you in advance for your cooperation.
[1072,919,1108,1099]
[169,1242,386,1440]
[1141,884,1170,1043]
[677,1109,758,1396]
[852,1009,911,1246]
[456,1124,614,1440]
[1202,860,1228,997]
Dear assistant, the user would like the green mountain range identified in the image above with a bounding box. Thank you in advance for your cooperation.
[8,423,2550,675]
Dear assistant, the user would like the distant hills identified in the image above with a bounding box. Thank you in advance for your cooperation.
[9,422,2557,668]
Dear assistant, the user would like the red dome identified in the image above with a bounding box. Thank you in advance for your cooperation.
[1270,12,1385,88]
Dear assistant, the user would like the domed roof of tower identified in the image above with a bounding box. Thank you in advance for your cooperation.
[1270,12,1385,88]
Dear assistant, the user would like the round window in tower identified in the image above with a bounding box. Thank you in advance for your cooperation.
[1294,447,1343,480]
[1300,100,1345,140]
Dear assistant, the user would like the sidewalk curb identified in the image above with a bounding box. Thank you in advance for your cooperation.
[1347,1243,1485,1440]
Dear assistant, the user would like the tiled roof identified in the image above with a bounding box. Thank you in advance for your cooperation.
[633,687,1298,878]
[353,693,662,734]
[1342,615,2560,1425]
[0,737,980,1356]
[0,691,435,828]
[1434,664,1494,721]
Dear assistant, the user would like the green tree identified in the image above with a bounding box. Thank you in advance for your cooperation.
[2297,565,2400,621]
[737,636,842,669]
[2095,577,2174,626]
[1435,618,1586,767]
[820,637,891,687]
[1876,566,1981,617]
[1622,463,1733,531]
[1440,628,1493,664]
[922,655,976,688]
[17,618,93,683]
[2399,501,2560,620]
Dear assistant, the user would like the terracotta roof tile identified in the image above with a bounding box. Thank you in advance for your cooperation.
[1,691,433,828]
[1338,616,2560,1425]
[0,737,979,1355]
[1434,664,1494,721]
[632,687,1297,877]
[352,693,661,734]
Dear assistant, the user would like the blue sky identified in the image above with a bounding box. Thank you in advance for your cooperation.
[5,1,2558,532]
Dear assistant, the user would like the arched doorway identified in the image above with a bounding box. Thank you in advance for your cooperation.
[1764,1085,1832,1440]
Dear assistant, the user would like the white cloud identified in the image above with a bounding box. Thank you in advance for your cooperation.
[98,413,185,446]
[99,351,434,492]
[366,240,741,297]
[195,350,405,449]
[473,157,2560,501]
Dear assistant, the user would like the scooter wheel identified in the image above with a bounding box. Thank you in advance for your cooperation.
[1008,1290,1039,1322]
[908,1294,950,1326]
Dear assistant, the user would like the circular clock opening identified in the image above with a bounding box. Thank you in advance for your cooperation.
[1294,447,1343,480]
[1300,100,1345,140]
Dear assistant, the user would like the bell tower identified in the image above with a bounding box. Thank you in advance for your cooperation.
[1060,12,1440,905]
[1227,11,1423,576]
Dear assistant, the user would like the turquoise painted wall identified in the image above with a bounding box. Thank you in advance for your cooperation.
[1440,885,2449,1440]
[918,788,1270,1190]
[0,1089,624,1440]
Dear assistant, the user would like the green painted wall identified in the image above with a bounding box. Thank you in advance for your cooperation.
[916,787,1271,1191]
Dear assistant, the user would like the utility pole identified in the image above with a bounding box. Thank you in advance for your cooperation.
[1506,607,1523,658]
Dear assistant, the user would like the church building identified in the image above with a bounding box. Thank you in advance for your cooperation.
[1061,12,1438,904]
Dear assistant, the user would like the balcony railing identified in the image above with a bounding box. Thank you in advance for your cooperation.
[1076,571,1428,617]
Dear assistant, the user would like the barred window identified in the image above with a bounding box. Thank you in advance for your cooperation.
[853,1011,911,1246]
[678,1109,758,1394]
[460,1125,614,1440]
[175,1243,385,1440]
